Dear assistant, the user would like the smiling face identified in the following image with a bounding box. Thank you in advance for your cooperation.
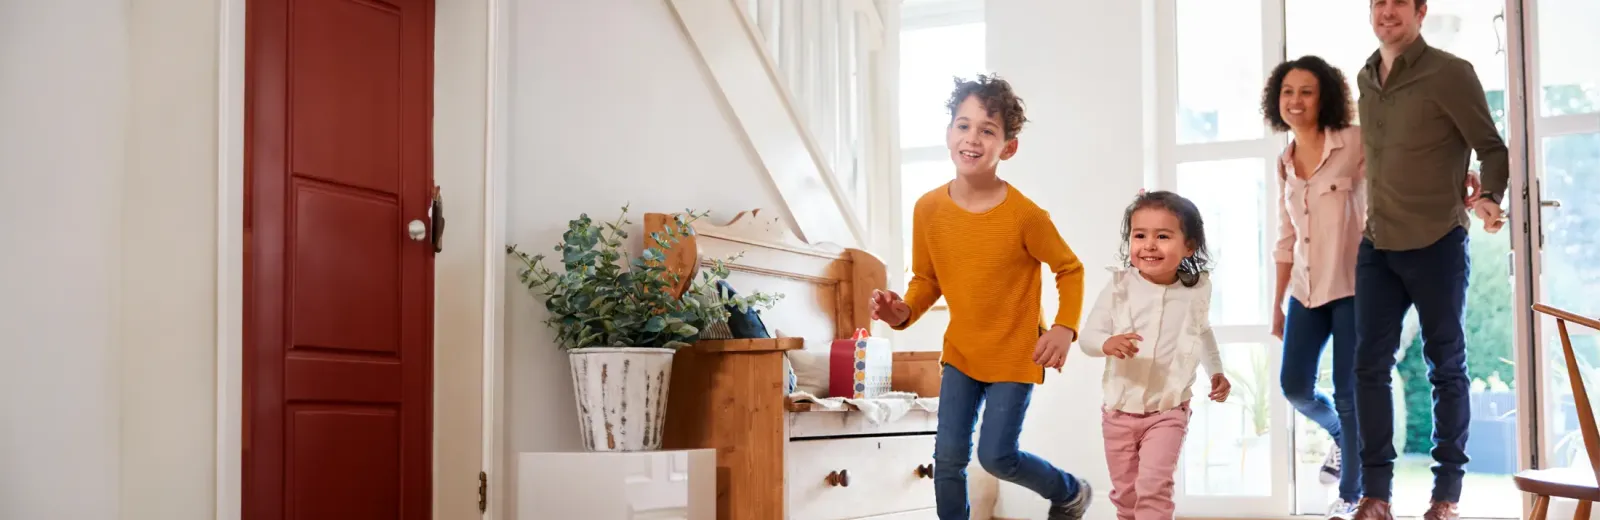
[1128,207,1196,285]
[946,94,1018,178]
[1371,0,1425,47]
[1278,68,1321,131]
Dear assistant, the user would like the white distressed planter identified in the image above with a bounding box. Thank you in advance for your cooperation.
[568,347,676,452]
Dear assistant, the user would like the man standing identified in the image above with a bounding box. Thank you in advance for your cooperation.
[1346,1,1510,519]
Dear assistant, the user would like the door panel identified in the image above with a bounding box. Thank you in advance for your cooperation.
[246,0,435,518]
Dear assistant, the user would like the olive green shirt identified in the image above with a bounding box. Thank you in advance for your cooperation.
[1357,37,1510,251]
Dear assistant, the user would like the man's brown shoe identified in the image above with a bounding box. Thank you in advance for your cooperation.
[1422,501,1460,520]
[1348,498,1394,520]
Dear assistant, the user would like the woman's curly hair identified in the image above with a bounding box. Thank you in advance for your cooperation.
[1261,55,1354,133]
[946,73,1029,140]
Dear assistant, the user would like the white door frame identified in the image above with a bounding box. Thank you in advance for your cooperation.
[1154,0,1297,515]
[1508,0,1600,513]
[212,0,510,518]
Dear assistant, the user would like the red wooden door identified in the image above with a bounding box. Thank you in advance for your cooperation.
[244,0,435,518]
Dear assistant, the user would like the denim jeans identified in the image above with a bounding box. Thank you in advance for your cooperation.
[933,364,1080,519]
[1354,226,1471,503]
[1281,296,1361,503]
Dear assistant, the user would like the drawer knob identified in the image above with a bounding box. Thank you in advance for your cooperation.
[825,469,850,487]
[915,463,933,479]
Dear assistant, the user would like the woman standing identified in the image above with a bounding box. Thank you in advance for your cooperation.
[1262,55,1364,518]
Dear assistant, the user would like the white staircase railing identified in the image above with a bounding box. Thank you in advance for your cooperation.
[667,0,888,248]
[738,0,885,228]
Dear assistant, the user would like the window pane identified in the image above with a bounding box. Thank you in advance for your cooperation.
[1176,0,1264,144]
[1184,342,1274,497]
[1538,0,1600,116]
[900,160,956,276]
[1540,132,1600,478]
[899,23,986,150]
[1176,159,1267,326]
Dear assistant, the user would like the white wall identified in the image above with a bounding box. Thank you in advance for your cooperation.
[122,1,221,518]
[502,0,785,466]
[986,0,1155,517]
[0,2,129,519]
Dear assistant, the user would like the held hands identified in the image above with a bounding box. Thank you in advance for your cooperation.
[1464,169,1505,233]
[1032,326,1076,372]
[1100,332,1142,359]
[1472,198,1506,233]
[869,289,911,327]
[1208,373,1232,402]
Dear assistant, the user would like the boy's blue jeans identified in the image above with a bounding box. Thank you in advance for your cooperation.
[933,364,1080,519]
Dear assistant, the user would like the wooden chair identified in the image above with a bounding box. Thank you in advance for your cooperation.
[1517,304,1600,519]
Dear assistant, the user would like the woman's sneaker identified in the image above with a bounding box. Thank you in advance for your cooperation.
[1320,443,1342,484]
[1048,477,1093,520]
[1326,498,1358,519]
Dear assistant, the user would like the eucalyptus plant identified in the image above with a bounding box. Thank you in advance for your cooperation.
[506,205,782,350]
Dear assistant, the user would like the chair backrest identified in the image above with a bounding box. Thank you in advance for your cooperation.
[1533,304,1600,482]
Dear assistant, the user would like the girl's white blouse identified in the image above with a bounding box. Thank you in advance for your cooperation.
[1078,267,1224,414]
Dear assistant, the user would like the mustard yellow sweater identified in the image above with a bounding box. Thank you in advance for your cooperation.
[893,183,1085,384]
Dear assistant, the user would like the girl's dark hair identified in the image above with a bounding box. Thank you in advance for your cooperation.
[1261,55,1354,133]
[1119,190,1212,287]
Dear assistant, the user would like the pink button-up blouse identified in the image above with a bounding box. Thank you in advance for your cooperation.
[1274,126,1367,309]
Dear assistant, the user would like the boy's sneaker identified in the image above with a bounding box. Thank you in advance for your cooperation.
[1047,477,1093,520]
[1320,443,1342,484]
[1326,498,1357,519]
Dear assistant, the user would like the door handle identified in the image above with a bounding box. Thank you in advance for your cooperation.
[1541,199,1562,208]
[429,186,445,253]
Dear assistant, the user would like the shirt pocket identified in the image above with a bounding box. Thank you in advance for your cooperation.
[1312,176,1359,232]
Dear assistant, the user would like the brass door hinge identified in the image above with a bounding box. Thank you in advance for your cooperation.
[478,471,488,513]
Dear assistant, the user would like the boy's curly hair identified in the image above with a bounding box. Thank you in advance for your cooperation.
[945,74,1028,140]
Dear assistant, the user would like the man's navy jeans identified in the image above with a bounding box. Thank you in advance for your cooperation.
[933,364,1080,519]
[1354,226,1472,503]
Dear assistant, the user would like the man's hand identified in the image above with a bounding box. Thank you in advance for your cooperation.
[1472,198,1505,233]
[869,289,910,327]
[1208,373,1232,402]
[1101,332,1142,359]
[1033,326,1076,371]
[1464,170,1483,206]
[1271,307,1286,340]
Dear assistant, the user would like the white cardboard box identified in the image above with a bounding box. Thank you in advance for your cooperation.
[516,449,716,520]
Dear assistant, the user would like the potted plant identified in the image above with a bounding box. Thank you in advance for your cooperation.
[506,205,780,452]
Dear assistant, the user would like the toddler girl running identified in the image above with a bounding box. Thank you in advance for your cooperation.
[1079,190,1231,520]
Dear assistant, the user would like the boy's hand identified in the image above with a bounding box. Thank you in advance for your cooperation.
[1032,326,1075,370]
[869,289,910,327]
[1101,333,1142,359]
[1208,373,1231,402]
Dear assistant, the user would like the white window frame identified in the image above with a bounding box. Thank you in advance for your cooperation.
[1154,0,1295,516]
[886,0,986,295]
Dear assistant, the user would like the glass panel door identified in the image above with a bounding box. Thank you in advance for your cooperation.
[1522,0,1600,498]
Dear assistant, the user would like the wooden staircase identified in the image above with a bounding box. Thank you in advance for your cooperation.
[665,0,891,248]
